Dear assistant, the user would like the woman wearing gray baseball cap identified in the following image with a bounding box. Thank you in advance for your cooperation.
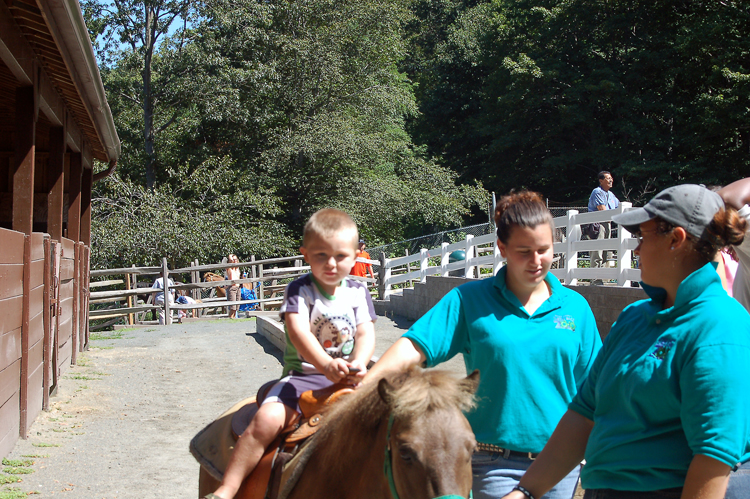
[502,184,750,499]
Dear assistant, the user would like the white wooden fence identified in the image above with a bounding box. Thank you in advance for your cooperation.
[376,202,640,298]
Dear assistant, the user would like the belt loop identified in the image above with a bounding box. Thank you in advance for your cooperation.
[502,448,511,459]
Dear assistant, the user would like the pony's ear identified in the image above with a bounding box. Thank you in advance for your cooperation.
[461,370,480,394]
[378,378,394,406]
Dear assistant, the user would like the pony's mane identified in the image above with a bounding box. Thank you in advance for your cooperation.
[278,367,477,499]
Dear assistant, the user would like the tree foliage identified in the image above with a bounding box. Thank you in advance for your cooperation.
[408,0,750,203]
[88,0,486,268]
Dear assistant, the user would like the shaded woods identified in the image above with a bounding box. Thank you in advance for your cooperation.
[84,0,750,269]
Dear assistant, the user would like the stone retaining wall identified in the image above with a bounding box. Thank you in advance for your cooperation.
[374,276,646,339]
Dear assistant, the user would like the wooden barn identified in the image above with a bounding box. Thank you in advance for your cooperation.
[0,0,120,457]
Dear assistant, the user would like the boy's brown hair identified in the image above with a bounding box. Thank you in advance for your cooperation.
[302,208,359,248]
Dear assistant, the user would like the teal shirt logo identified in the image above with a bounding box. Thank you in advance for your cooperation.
[650,340,674,360]
[554,315,576,332]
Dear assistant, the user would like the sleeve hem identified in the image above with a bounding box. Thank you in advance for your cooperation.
[402,333,437,367]
[690,448,741,469]
[568,401,594,421]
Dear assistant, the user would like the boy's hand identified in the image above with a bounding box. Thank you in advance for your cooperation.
[323,358,350,383]
[343,359,367,387]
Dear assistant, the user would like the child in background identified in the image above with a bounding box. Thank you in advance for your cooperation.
[206,208,376,499]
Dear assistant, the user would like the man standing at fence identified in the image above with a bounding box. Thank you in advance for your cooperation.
[588,171,620,281]
[351,239,375,281]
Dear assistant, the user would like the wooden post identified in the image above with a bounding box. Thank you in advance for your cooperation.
[13,85,37,235]
[258,264,265,312]
[67,153,82,242]
[405,249,412,288]
[50,241,60,396]
[71,243,80,364]
[20,235,32,437]
[125,269,134,325]
[419,248,428,283]
[162,258,171,325]
[616,202,633,286]
[81,245,90,350]
[43,236,52,411]
[47,125,65,241]
[565,210,580,285]
[440,243,449,277]
[80,168,92,246]
[378,253,387,300]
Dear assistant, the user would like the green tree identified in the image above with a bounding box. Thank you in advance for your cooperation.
[82,0,196,189]
[411,0,750,202]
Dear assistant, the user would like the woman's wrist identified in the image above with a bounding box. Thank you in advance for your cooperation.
[512,485,536,499]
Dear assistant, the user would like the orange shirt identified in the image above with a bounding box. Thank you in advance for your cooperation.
[351,250,374,278]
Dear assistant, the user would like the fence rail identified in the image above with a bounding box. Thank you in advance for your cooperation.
[376,203,639,298]
[88,204,639,327]
[87,255,374,327]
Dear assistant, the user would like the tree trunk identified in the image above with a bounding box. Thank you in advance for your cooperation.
[143,6,156,190]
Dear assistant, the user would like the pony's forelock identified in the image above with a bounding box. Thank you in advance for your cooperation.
[389,366,477,418]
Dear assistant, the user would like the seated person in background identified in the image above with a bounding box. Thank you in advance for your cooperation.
[176,289,200,322]
[206,208,376,499]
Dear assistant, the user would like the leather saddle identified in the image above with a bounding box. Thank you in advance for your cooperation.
[230,381,354,499]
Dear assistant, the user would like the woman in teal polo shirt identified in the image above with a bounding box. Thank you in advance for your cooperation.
[504,185,750,499]
[365,191,602,499]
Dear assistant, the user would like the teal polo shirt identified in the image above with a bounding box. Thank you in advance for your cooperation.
[403,267,601,453]
[571,263,750,491]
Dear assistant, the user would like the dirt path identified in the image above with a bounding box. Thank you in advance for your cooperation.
[1,315,464,499]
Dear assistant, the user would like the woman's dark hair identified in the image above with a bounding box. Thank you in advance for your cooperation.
[495,191,554,244]
[654,208,747,262]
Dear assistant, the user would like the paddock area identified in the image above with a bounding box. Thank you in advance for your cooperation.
[1,315,467,498]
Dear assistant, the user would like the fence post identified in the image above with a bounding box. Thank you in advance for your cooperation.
[617,202,633,286]
[162,257,172,325]
[420,248,428,283]
[259,264,265,311]
[441,243,449,276]
[378,253,392,299]
[405,249,412,288]
[494,237,503,275]
[565,210,580,285]
[125,268,134,325]
[464,234,474,278]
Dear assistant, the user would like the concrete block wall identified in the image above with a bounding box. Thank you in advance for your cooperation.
[571,285,646,340]
[374,276,646,339]
[256,315,286,352]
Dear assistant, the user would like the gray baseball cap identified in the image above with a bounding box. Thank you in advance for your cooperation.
[611,184,725,239]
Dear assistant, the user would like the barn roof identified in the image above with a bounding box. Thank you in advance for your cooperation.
[0,0,120,163]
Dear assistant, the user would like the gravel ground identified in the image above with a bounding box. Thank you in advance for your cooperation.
[1,314,465,499]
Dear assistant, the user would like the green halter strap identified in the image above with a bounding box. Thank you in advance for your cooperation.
[383,413,472,499]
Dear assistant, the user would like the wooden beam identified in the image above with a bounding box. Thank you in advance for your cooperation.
[66,151,81,242]
[13,85,37,235]
[80,167,91,246]
[47,124,65,241]
[0,0,85,147]
[65,112,82,152]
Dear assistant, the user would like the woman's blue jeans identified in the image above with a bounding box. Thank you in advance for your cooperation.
[727,460,750,499]
[471,450,581,499]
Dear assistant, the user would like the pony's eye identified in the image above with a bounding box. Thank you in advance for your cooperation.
[398,446,416,463]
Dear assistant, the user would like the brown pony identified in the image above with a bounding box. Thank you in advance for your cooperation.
[204,272,227,297]
[278,367,479,499]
